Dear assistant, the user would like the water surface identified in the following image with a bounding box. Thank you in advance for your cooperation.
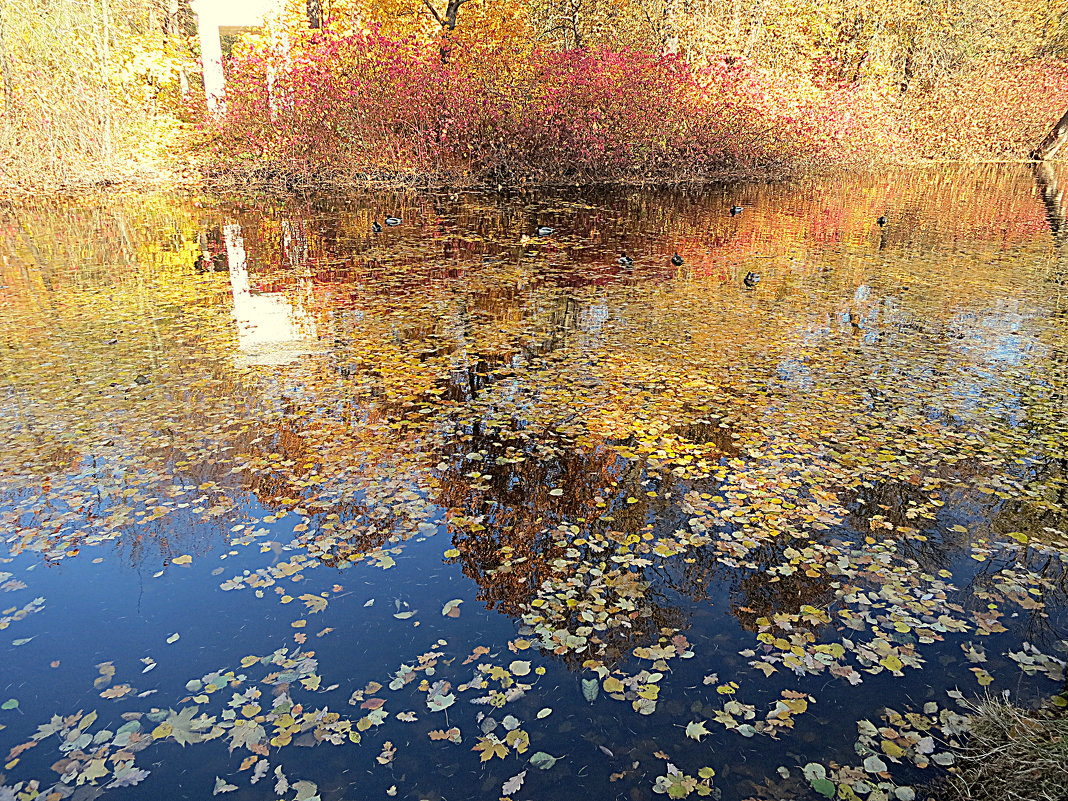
[1,165,1067,801]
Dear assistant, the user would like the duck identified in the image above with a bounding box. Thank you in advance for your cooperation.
[618,253,634,267]
[537,226,555,237]
[385,216,402,226]
[877,215,887,227]
[371,221,383,233]
[743,271,760,288]
[671,253,684,267]
[730,205,744,216]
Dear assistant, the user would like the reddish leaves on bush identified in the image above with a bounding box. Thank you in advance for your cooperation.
[211,19,1059,181]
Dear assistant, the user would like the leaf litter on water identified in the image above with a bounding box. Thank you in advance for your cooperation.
[1,177,1068,800]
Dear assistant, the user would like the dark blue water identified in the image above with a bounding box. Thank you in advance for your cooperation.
[2,165,1067,801]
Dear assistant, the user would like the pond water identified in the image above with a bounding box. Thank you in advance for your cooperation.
[1,165,1067,801]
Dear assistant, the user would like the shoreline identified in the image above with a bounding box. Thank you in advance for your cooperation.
[0,156,1052,199]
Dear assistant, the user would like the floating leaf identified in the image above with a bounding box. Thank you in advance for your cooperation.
[529,751,560,770]
[428,727,462,743]
[811,778,835,798]
[473,736,508,762]
[803,764,827,783]
[108,765,149,788]
[212,777,237,795]
[502,770,527,794]
[299,594,328,614]
[581,678,599,703]
[509,660,531,676]
[686,720,711,741]
[427,692,455,712]
[376,741,396,764]
[863,755,888,774]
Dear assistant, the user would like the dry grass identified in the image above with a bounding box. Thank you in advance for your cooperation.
[933,698,1068,801]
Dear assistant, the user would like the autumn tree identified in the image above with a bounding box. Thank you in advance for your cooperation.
[0,0,192,187]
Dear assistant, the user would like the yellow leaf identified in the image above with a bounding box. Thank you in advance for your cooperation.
[299,594,328,614]
[881,739,905,758]
[472,736,509,761]
[880,655,904,673]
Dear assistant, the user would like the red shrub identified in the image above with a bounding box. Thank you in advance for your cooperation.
[211,26,902,182]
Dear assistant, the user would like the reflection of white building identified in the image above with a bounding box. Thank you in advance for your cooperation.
[223,223,319,366]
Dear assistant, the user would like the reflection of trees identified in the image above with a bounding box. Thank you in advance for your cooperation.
[433,410,699,664]
[435,421,619,614]
[664,528,838,635]
[4,171,1068,667]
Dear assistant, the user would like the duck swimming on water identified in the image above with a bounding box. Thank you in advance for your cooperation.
[385,216,402,226]
[877,215,888,227]
[743,271,760,288]
[730,205,744,216]
[371,221,383,233]
[537,226,555,237]
[618,253,634,267]
[671,253,684,267]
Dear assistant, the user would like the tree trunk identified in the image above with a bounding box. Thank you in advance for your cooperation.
[0,10,13,117]
[445,0,469,29]
[568,0,583,50]
[98,0,114,161]
[307,0,322,29]
[1033,106,1068,161]
[421,0,472,62]
[421,0,471,32]
[662,0,679,54]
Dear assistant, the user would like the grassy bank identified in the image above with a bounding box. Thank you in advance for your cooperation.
[931,698,1068,801]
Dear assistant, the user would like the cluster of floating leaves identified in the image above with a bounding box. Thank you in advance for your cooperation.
[775,692,976,800]
[2,172,1068,800]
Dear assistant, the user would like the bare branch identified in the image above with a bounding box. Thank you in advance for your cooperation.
[420,0,445,28]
